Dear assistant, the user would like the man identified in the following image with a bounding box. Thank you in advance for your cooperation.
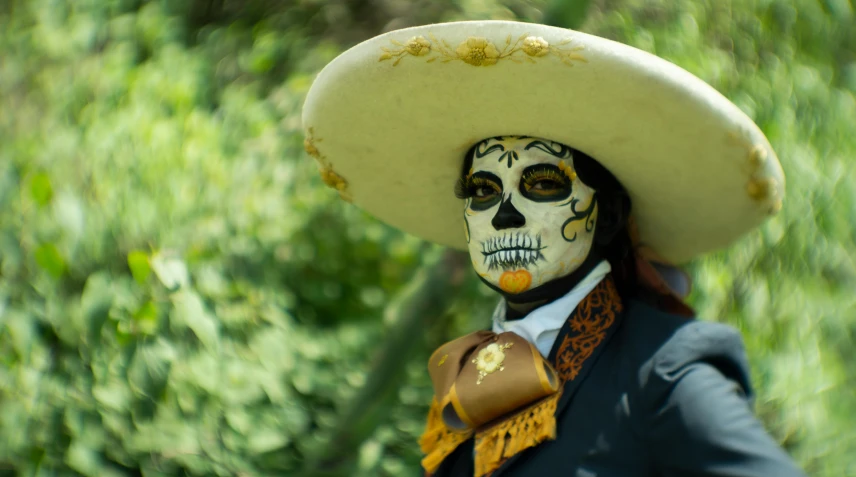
[302,20,804,476]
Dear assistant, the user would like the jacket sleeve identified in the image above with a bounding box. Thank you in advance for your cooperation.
[638,321,806,477]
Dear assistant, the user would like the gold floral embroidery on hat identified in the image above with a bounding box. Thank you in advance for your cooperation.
[319,165,349,195]
[303,132,322,160]
[745,144,782,215]
[727,131,783,215]
[379,33,587,67]
[304,127,352,202]
[522,36,549,57]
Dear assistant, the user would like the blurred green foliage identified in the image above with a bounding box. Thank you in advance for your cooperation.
[0,0,854,476]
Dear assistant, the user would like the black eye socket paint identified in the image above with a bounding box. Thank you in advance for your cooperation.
[518,164,572,202]
[465,171,503,211]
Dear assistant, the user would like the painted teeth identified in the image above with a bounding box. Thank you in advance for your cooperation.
[482,247,546,271]
[481,233,542,255]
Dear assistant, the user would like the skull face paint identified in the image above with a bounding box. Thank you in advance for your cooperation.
[460,137,598,294]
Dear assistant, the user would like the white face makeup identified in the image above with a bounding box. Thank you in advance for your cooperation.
[461,136,598,295]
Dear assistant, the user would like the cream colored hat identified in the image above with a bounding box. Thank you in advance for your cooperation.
[301,20,783,264]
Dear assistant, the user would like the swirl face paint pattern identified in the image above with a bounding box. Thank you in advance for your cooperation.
[459,136,598,293]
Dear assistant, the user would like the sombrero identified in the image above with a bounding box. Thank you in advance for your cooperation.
[301,21,783,264]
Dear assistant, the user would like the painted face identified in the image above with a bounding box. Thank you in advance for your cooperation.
[461,136,597,295]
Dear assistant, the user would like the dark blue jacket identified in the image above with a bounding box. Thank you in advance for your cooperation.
[434,299,807,476]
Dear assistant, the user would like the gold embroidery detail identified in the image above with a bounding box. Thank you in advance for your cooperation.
[303,127,352,202]
[745,145,781,215]
[319,165,349,194]
[728,131,782,215]
[748,144,767,167]
[555,277,622,381]
[404,36,432,56]
[522,36,549,57]
[303,129,322,160]
[746,177,777,201]
[438,354,448,367]
[472,342,513,385]
[379,36,432,64]
[456,37,501,66]
[379,33,587,67]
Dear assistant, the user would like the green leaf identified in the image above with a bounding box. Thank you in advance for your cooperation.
[4,311,34,357]
[65,440,102,476]
[247,427,290,454]
[92,383,131,411]
[171,290,219,350]
[133,301,159,335]
[29,172,53,206]
[358,440,383,471]
[34,242,66,278]
[128,251,151,284]
[225,409,252,434]
[79,272,113,344]
[150,253,189,291]
[221,361,266,405]
[128,339,175,400]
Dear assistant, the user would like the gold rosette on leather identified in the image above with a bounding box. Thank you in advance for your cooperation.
[428,331,560,429]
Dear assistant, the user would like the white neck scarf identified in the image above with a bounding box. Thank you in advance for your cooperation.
[491,260,612,357]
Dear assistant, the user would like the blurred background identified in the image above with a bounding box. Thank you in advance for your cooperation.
[1,0,854,475]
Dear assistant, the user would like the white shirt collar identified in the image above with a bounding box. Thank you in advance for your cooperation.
[491,260,612,357]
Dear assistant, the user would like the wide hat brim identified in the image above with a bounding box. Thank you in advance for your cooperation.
[301,21,784,264]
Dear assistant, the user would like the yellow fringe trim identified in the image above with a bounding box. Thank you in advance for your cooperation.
[419,392,561,476]
[420,398,473,473]
[473,391,561,476]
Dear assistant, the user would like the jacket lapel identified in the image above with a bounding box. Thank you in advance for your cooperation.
[549,275,624,416]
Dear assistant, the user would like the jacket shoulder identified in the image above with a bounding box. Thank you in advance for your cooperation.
[614,302,807,476]
[617,300,752,399]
